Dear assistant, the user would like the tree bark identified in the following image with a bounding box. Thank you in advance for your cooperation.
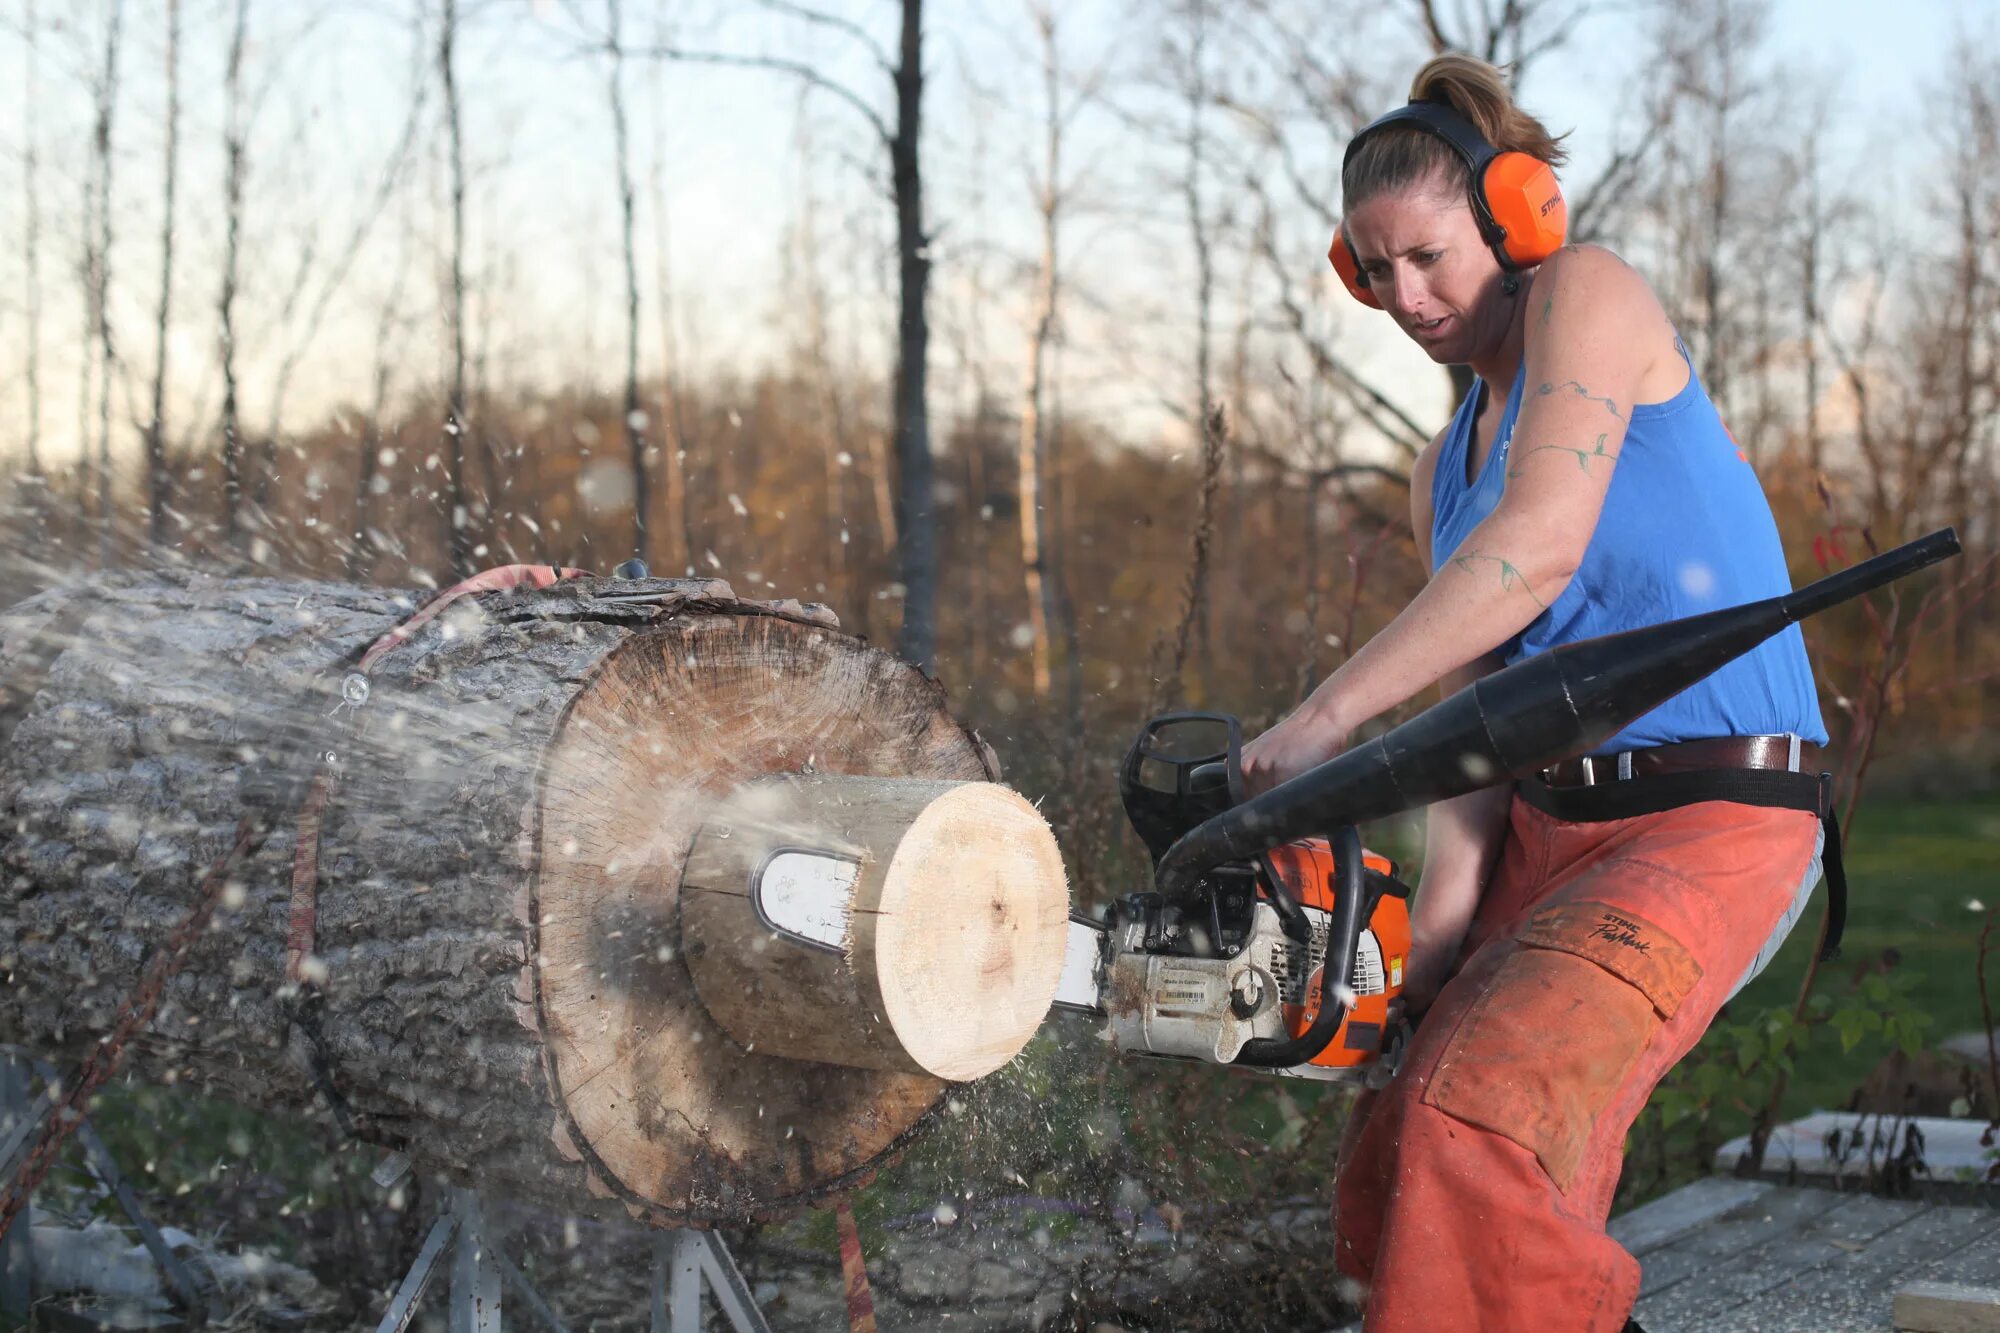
[0,572,1006,1226]
[1018,5,1062,703]
[606,0,649,565]
[20,0,45,517]
[892,0,936,672]
[146,0,182,549]
[219,0,249,552]
[90,0,125,567]
[440,0,472,579]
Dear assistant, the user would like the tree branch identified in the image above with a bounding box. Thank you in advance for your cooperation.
[625,43,893,149]
[752,0,895,75]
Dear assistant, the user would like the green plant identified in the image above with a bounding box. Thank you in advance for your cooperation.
[1621,957,1937,1209]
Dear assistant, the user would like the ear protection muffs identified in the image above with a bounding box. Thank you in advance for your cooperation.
[1328,99,1567,309]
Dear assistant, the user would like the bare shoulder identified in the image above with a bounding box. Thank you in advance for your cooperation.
[1527,244,1678,386]
[1531,244,1666,326]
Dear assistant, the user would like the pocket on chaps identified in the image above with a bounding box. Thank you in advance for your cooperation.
[1420,900,1704,1192]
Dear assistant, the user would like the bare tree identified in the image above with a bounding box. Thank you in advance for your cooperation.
[439,0,471,578]
[889,0,937,670]
[88,0,126,563]
[786,98,860,620]
[632,0,941,670]
[1151,0,1227,708]
[265,12,430,447]
[1638,0,1772,411]
[1408,0,1580,75]
[18,0,47,532]
[219,0,250,551]
[351,194,421,582]
[645,19,695,573]
[1017,2,1086,725]
[145,0,183,548]
[604,0,649,563]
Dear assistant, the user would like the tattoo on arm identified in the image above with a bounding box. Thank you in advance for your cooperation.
[1539,283,1557,328]
[1507,433,1619,480]
[1449,548,1548,609]
[1536,379,1627,423]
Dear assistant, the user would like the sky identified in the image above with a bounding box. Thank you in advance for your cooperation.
[0,0,1988,473]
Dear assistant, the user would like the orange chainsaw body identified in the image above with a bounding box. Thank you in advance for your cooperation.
[1263,840,1412,1073]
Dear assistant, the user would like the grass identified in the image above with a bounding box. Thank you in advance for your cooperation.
[1724,793,1999,1118]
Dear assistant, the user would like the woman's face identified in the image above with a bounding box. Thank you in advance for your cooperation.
[1343,172,1511,366]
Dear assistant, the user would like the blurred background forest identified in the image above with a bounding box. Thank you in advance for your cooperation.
[1,0,1998,1327]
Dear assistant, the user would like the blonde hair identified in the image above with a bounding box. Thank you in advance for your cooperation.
[1342,54,1568,210]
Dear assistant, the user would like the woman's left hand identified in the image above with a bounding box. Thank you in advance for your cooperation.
[1240,707,1350,797]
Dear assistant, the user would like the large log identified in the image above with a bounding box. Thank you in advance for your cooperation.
[0,568,1048,1225]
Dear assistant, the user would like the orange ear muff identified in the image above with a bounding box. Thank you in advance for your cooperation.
[1480,152,1567,269]
[1327,226,1382,309]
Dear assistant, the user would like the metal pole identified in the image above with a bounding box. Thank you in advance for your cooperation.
[668,1230,703,1333]
[377,1211,459,1333]
[75,1114,223,1324]
[649,1233,669,1333]
[693,1231,772,1333]
[0,1054,31,1322]
[448,1187,502,1333]
[663,1230,773,1333]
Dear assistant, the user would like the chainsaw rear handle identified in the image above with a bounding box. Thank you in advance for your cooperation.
[1154,527,1961,900]
[1234,825,1365,1068]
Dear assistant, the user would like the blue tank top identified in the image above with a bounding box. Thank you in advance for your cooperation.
[1430,343,1827,754]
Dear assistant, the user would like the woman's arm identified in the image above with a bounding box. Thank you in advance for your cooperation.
[1401,653,1512,1015]
[1244,245,1668,792]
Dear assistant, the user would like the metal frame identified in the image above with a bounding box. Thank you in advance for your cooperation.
[0,1050,227,1326]
[377,1182,771,1333]
[0,1048,776,1333]
[656,1230,772,1333]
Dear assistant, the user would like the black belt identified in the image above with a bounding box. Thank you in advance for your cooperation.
[1519,759,1846,962]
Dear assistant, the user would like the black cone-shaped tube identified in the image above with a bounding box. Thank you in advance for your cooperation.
[1156,528,1960,899]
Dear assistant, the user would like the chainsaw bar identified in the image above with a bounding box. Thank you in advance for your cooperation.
[1053,914,1109,1015]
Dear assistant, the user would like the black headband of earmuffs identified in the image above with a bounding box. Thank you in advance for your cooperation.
[1343,99,1509,253]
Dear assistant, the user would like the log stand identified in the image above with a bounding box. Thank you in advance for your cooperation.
[373,1171,772,1333]
[0,1046,226,1327]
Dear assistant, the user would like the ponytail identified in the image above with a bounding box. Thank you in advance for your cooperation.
[1342,54,1567,210]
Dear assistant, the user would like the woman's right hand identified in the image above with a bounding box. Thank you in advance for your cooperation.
[1240,704,1351,797]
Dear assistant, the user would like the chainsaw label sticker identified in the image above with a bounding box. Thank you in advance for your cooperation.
[1353,930,1386,994]
[753,849,859,952]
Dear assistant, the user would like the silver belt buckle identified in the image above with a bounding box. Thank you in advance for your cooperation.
[1580,755,1598,786]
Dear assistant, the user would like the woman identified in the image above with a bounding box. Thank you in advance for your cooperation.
[1239,54,1829,1333]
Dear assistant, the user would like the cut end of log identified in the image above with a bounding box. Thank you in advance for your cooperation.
[874,782,1070,1080]
[528,613,1003,1222]
[681,775,1069,1082]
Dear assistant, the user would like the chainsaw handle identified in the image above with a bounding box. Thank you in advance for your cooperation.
[1235,825,1365,1068]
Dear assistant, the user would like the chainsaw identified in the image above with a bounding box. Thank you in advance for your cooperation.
[1050,528,1963,1081]
[1055,713,1412,1082]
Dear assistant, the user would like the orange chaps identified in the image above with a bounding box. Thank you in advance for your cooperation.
[1333,794,1822,1331]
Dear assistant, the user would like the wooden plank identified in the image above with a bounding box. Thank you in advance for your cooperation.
[1707,1203,2000,1331]
[1919,1227,2000,1288]
[1612,1177,1776,1258]
[1635,1192,1924,1325]
[1632,1185,1855,1300]
[1895,1282,2000,1333]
